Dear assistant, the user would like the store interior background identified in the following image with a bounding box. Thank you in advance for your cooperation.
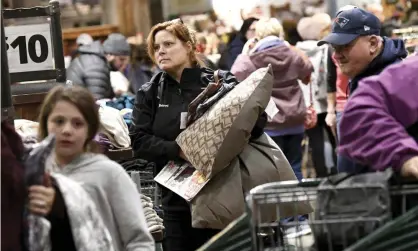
[3,0,417,58]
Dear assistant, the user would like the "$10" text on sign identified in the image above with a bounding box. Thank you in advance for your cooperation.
[5,23,54,73]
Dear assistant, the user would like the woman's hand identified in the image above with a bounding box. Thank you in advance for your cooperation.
[28,185,56,216]
[301,74,311,84]
[325,112,336,128]
[401,156,418,179]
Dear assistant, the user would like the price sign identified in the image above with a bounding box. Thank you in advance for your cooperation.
[5,23,53,73]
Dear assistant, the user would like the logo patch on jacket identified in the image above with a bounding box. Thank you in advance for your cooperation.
[159,104,169,108]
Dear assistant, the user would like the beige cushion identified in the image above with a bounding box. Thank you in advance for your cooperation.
[190,133,313,229]
[191,157,244,229]
[98,105,130,148]
[176,65,273,179]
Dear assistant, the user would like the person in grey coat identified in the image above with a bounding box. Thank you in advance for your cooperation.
[66,41,114,100]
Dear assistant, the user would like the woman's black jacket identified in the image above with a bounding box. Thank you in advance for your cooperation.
[129,67,266,211]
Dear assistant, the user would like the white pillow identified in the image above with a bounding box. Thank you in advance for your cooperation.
[110,71,130,94]
[98,105,130,148]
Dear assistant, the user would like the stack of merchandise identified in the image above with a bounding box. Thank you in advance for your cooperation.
[103,94,134,127]
[141,194,164,233]
[14,119,40,148]
[126,161,162,206]
[94,105,131,153]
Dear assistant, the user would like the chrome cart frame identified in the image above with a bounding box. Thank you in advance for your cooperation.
[128,170,162,207]
[246,178,418,251]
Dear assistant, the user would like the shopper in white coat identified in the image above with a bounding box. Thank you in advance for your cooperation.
[296,13,337,177]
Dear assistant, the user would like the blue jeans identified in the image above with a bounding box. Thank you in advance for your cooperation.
[336,112,357,173]
[270,133,304,181]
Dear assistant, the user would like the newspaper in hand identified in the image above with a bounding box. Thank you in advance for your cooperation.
[154,161,210,201]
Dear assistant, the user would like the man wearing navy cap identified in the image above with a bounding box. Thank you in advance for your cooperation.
[319,6,408,174]
[318,6,407,94]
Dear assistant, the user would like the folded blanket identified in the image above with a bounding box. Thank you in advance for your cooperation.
[141,202,154,209]
[140,194,152,202]
[148,225,164,233]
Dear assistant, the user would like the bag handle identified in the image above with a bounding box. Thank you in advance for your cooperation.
[186,70,222,126]
[213,69,220,84]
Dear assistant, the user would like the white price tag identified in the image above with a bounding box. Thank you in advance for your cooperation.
[180,112,188,129]
[265,98,279,120]
[5,23,54,73]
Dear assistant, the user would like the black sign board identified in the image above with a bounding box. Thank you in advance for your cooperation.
[1,0,66,123]
[2,0,66,83]
[2,13,14,124]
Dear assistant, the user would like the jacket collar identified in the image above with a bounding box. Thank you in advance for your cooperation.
[161,67,204,90]
[251,36,286,54]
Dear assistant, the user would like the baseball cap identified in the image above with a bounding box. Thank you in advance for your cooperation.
[317,7,381,46]
[76,33,93,46]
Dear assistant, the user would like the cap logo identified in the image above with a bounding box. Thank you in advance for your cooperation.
[336,17,350,28]
[364,25,370,31]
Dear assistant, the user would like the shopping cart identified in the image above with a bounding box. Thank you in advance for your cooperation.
[128,169,162,207]
[246,177,418,251]
[120,158,162,207]
[345,205,418,251]
[128,169,162,208]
